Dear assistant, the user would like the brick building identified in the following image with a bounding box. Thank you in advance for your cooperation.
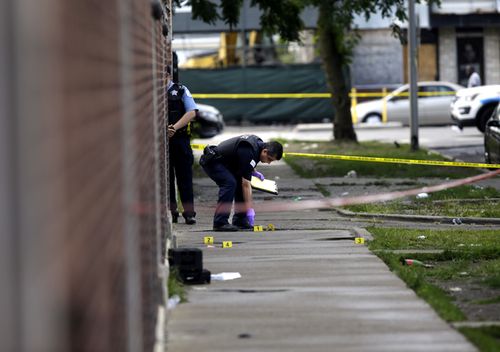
[1,0,174,351]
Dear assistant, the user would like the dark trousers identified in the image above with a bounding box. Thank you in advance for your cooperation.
[169,136,195,217]
[201,160,246,226]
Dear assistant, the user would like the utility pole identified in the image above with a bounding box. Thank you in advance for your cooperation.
[408,0,419,151]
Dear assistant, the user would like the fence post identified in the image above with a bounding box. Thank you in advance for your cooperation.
[382,87,388,123]
[350,88,357,124]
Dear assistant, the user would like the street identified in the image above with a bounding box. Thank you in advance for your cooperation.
[194,124,486,164]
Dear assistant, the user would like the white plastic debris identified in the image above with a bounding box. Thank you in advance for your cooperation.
[452,218,463,225]
[417,235,426,240]
[459,272,469,276]
[211,272,242,281]
[345,170,357,178]
[341,192,349,196]
[167,295,181,309]
[416,193,429,199]
[449,287,462,292]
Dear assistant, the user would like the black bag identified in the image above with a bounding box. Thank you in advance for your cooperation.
[199,145,220,167]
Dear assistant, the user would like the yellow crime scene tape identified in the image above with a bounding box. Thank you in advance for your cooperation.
[192,143,500,169]
[191,91,456,99]
[132,144,500,217]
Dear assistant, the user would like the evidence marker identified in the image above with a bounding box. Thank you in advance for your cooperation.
[204,236,214,245]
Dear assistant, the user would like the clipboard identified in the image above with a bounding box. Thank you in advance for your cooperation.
[250,176,279,195]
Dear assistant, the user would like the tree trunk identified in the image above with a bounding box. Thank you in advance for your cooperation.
[317,4,357,142]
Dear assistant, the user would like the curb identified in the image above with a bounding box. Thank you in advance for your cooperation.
[293,121,403,132]
[335,207,500,225]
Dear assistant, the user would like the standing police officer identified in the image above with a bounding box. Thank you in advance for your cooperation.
[167,67,197,225]
[200,135,283,231]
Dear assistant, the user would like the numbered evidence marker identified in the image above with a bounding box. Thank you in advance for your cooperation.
[253,225,264,232]
[354,237,365,244]
[204,236,214,245]
[222,241,233,248]
[266,223,276,231]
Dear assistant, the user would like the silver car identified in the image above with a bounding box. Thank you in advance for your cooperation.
[353,81,464,125]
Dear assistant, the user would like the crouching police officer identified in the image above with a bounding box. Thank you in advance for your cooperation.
[167,67,197,225]
[200,135,283,231]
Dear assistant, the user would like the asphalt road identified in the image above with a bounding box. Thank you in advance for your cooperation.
[194,124,486,164]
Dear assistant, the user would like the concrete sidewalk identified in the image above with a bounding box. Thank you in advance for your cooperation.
[166,160,476,351]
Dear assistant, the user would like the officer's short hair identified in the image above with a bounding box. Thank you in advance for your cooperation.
[263,141,283,160]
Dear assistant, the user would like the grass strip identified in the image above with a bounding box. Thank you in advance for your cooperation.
[282,140,480,179]
[168,269,189,303]
[375,251,466,322]
[368,227,500,351]
[344,186,500,218]
[459,326,500,352]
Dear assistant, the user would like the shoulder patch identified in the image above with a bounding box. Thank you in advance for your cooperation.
[250,159,256,167]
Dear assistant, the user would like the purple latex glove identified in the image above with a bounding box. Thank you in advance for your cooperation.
[246,208,255,226]
[252,170,265,181]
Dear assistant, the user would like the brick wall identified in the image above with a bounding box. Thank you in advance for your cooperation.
[0,0,172,351]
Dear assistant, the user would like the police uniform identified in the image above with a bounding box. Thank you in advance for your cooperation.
[200,135,264,228]
[168,80,197,222]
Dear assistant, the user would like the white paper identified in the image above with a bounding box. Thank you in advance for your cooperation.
[167,295,181,309]
[211,272,242,281]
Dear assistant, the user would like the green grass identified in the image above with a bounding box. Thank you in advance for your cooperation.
[368,228,500,252]
[345,185,500,218]
[459,326,500,352]
[283,140,480,179]
[474,295,500,305]
[168,269,189,303]
[375,251,466,321]
[368,227,500,350]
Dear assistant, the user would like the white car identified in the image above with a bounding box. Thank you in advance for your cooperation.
[450,85,500,132]
[353,81,464,125]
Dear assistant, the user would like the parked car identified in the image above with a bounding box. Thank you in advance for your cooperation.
[192,103,224,138]
[353,81,464,125]
[450,85,500,132]
[484,104,500,164]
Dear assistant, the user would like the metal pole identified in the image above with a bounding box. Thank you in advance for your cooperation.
[408,0,419,150]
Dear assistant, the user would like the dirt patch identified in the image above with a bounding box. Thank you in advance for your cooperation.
[435,279,500,322]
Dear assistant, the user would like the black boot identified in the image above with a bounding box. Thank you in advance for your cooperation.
[184,215,196,225]
[171,212,179,223]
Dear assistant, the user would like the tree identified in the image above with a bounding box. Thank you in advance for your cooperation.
[178,0,429,142]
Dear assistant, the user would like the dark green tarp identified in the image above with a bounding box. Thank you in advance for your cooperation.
[180,64,335,123]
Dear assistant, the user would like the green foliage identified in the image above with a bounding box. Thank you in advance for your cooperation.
[376,252,466,322]
[474,295,500,305]
[459,326,500,352]
[368,227,500,325]
[368,228,500,252]
[283,140,480,179]
[168,269,188,302]
[186,1,443,140]
[346,188,500,217]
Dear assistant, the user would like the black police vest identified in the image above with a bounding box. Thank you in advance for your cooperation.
[167,83,188,134]
[217,135,263,167]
